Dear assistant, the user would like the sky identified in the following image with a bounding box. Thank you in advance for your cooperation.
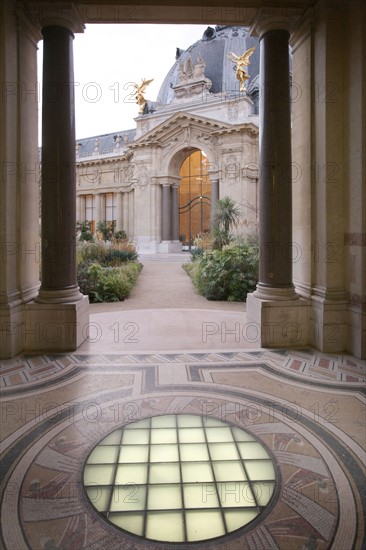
[37,24,213,142]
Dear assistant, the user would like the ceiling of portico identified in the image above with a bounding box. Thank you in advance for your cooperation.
[25,1,314,26]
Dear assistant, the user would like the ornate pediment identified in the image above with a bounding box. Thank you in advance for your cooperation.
[130,112,232,150]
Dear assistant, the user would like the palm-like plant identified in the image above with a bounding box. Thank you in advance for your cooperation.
[212,197,241,249]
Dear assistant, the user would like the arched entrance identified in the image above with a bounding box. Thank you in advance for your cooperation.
[179,150,211,250]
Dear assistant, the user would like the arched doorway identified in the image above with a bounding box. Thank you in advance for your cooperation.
[179,150,211,250]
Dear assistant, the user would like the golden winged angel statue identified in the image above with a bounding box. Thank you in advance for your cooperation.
[132,78,154,113]
[227,47,256,92]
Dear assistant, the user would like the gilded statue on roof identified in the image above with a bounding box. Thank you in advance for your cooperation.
[132,78,154,114]
[227,47,256,92]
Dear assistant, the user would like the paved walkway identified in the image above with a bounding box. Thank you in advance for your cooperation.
[82,254,252,353]
[89,253,244,312]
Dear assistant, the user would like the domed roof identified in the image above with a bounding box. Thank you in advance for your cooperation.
[157,26,260,106]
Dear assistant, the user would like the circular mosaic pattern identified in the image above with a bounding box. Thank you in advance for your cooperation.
[83,414,277,543]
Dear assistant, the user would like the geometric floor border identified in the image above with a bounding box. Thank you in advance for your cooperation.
[1,360,365,549]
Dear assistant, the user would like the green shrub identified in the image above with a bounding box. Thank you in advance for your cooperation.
[77,261,142,303]
[190,247,204,262]
[77,242,108,265]
[187,240,258,301]
[212,197,241,250]
[77,221,94,241]
[77,241,138,267]
[113,230,128,243]
[103,248,138,266]
[96,268,132,302]
[97,220,116,242]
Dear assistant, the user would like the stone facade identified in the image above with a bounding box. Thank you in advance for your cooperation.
[75,103,259,254]
[74,34,260,254]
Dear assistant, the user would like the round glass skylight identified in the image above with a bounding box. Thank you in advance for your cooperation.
[83,414,277,543]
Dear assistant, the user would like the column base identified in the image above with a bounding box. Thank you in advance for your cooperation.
[158,241,183,253]
[252,284,299,301]
[246,290,310,347]
[35,286,83,304]
[347,307,366,359]
[24,295,89,352]
[310,292,348,354]
[0,301,24,359]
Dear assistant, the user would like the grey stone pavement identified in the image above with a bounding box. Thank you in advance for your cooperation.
[81,253,254,353]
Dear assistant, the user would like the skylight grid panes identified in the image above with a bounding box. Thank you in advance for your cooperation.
[148,484,182,510]
[209,442,240,460]
[180,443,210,461]
[87,445,119,464]
[150,443,179,462]
[118,445,149,463]
[84,414,277,543]
[181,462,214,483]
[150,428,177,444]
[149,463,181,484]
[205,427,234,442]
[217,482,256,508]
[245,460,276,481]
[84,464,115,485]
[146,511,184,542]
[122,429,149,445]
[213,461,247,482]
[86,486,111,512]
[115,464,148,485]
[179,427,206,443]
[109,512,144,535]
[110,485,147,512]
[237,441,272,460]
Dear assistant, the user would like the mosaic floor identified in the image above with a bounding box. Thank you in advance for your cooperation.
[1,348,365,549]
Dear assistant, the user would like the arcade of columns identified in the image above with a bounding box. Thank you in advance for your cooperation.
[1,1,364,359]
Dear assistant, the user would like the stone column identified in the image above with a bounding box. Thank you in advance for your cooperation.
[25,9,89,352]
[36,25,81,303]
[76,195,84,222]
[247,9,309,348]
[171,184,180,242]
[0,3,41,358]
[128,190,135,236]
[210,177,219,225]
[115,192,124,232]
[254,28,297,300]
[157,177,182,253]
[161,183,171,242]
[122,192,129,234]
[94,193,102,228]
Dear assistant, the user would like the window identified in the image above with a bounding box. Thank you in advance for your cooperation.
[85,194,95,232]
[105,193,116,222]
[179,151,211,248]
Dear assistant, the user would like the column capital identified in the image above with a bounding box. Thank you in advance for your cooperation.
[30,2,85,34]
[289,8,314,51]
[207,170,220,181]
[16,3,43,43]
[151,175,181,187]
[171,179,181,189]
[250,7,304,38]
